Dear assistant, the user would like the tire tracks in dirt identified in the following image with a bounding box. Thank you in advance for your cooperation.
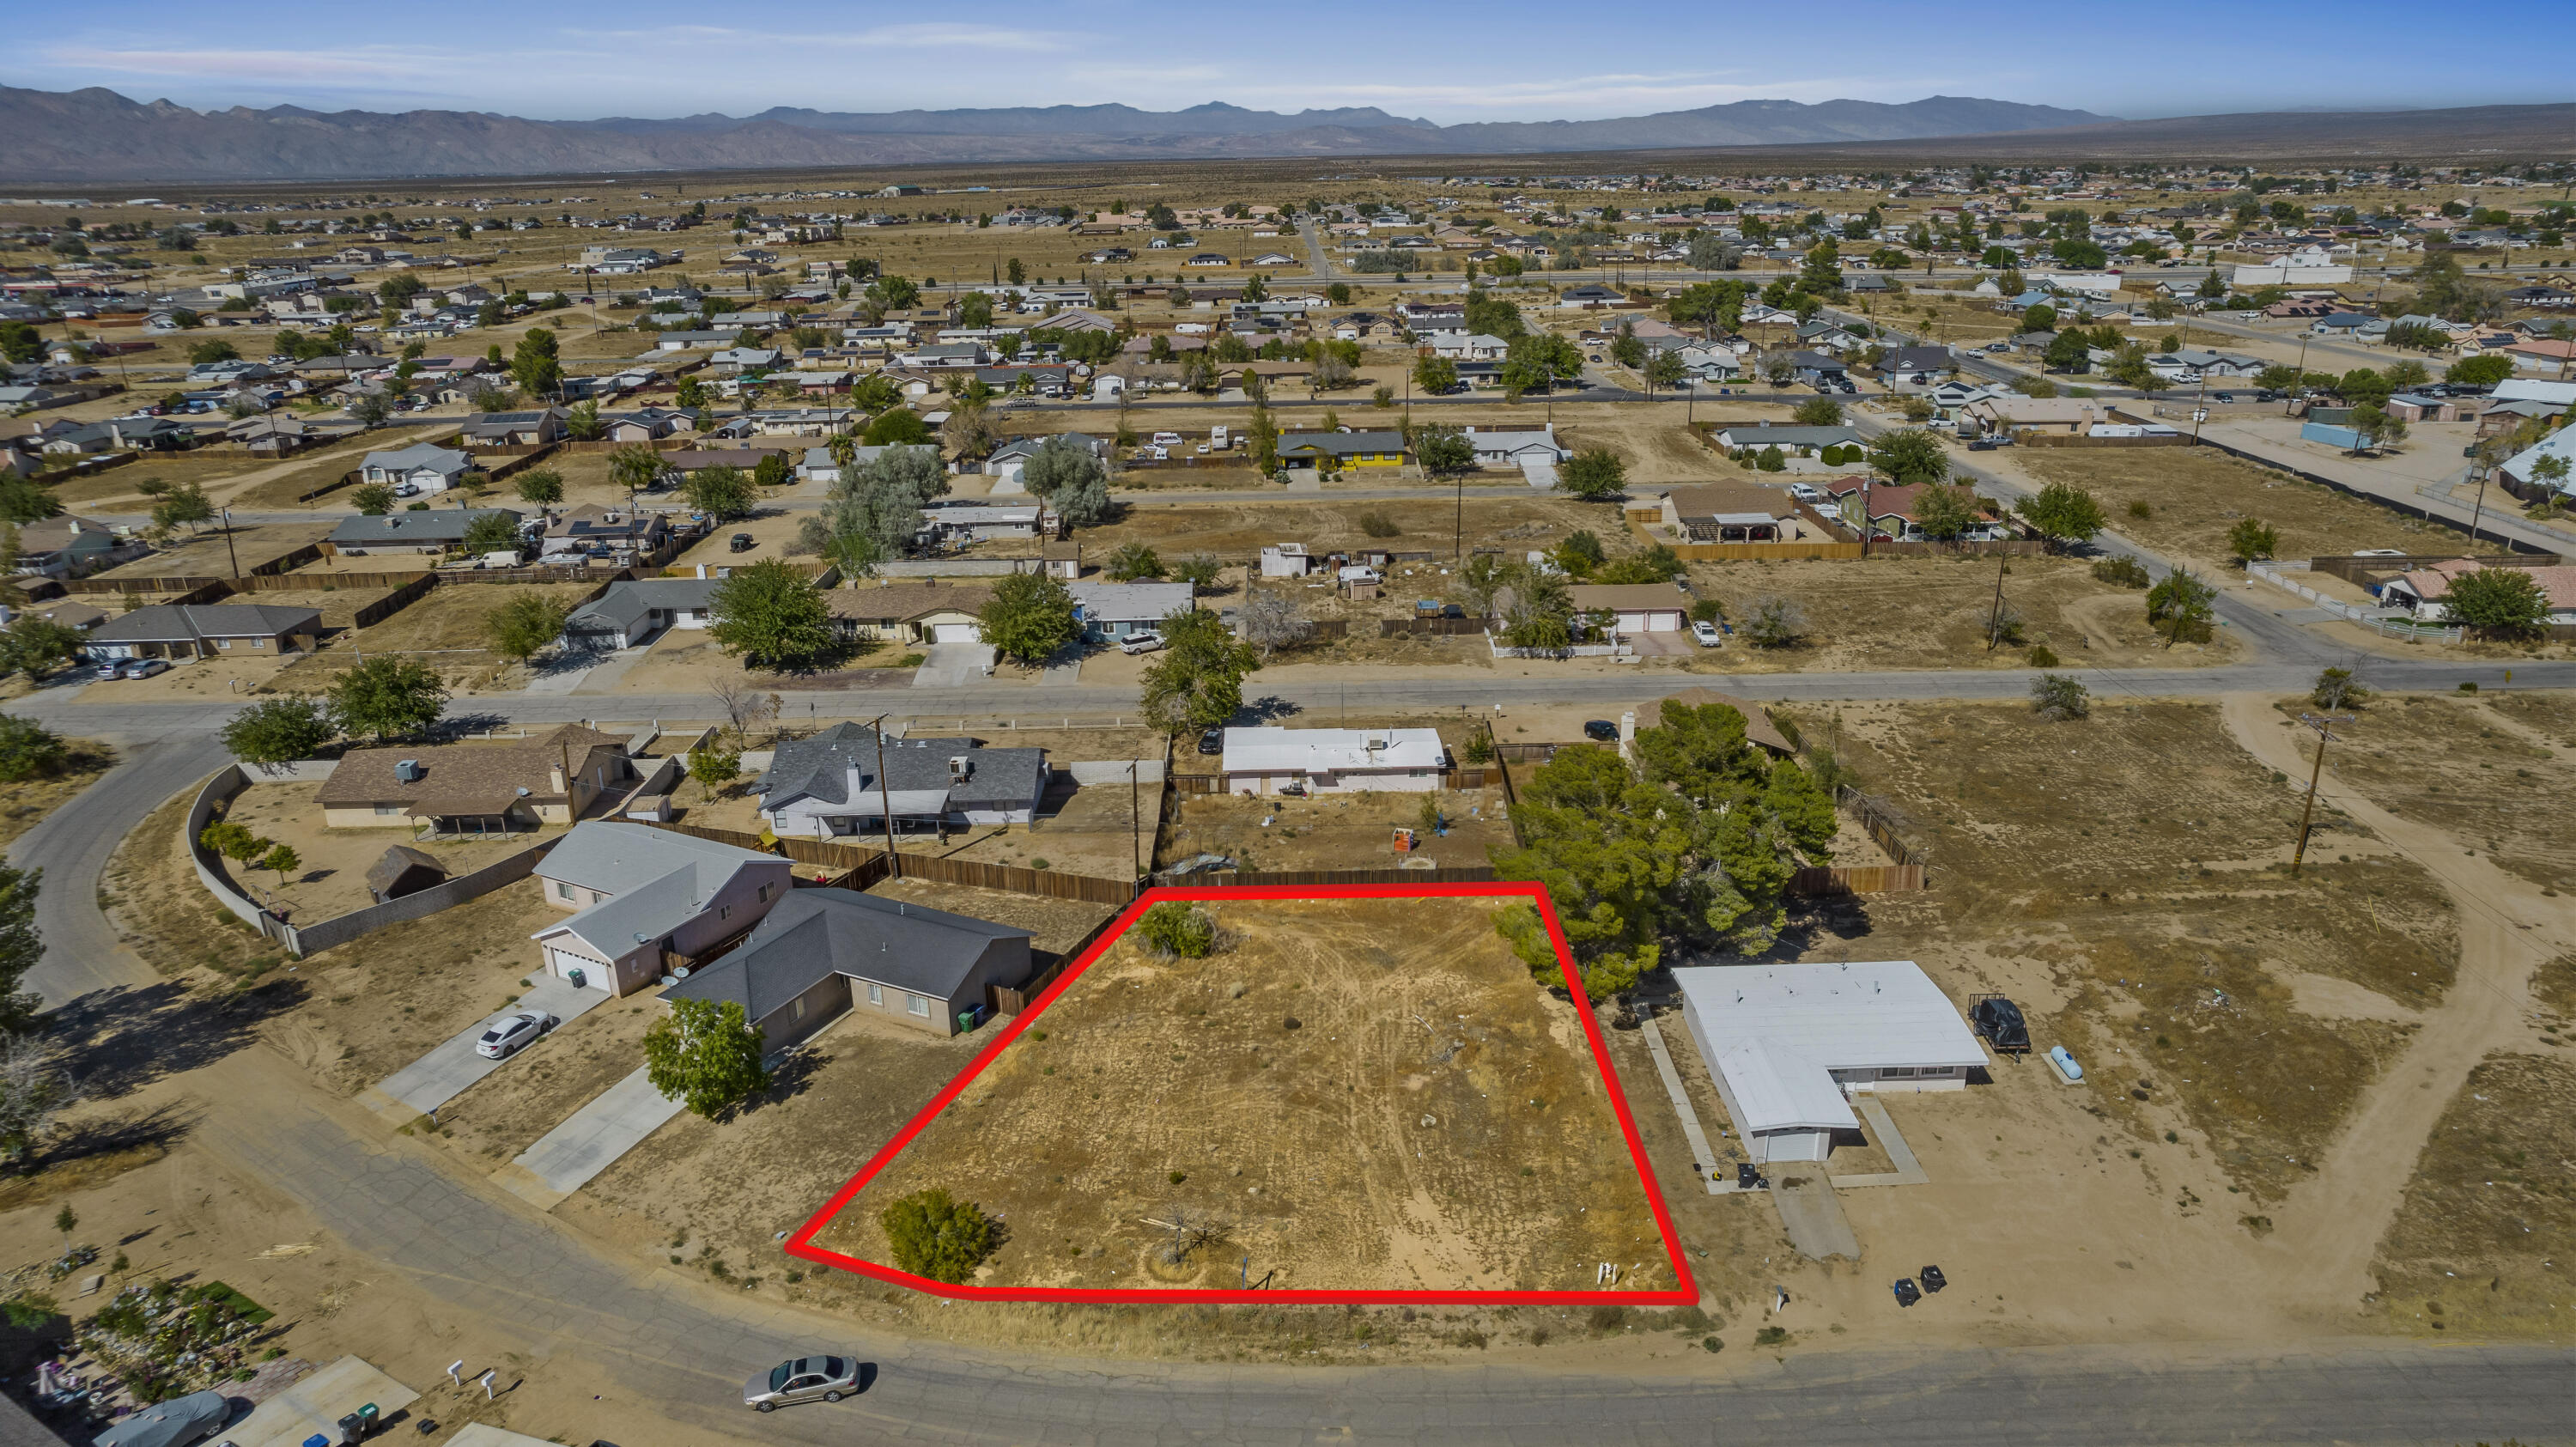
[2217,692,2568,1315]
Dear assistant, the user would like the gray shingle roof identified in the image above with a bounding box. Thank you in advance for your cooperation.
[328,508,520,546]
[562,577,723,637]
[755,722,1045,812]
[532,822,781,958]
[88,603,321,643]
[661,887,1028,1019]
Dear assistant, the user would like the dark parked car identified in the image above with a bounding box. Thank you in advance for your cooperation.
[1971,995,2030,1054]
[729,532,756,552]
[1197,727,1224,756]
[1583,720,1619,743]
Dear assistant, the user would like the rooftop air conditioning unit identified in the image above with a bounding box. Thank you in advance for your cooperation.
[393,758,423,781]
[947,756,971,780]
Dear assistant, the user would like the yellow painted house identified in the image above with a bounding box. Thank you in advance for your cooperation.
[1278,429,1410,469]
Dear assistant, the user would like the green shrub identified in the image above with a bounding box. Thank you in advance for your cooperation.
[2027,644,2060,668]
[1137,901,1217,958]
[878,1188,998,1284]
[2091,555,2151,588]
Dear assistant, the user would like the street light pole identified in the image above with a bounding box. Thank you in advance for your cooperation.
[2288,710,2354,878]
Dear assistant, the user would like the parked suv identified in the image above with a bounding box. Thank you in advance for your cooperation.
[1970,996,2030,1054]
[1119,629,1165,655]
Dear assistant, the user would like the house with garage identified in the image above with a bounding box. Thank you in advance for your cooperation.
[538,504,668,562]
[1459,425,1571,469]
[1569,582,1690,635]
[660,887,1033,1044]
[361,440,477,494]
[1276,429,1409,471]
[1068,579,1195,641]
[327,508,522,556]
[825,579,994,644]
[315,725,634,836]
[461,408,568,448]
[753,722,1048,836]
[13,514,131,578]
[1709,423,1864,458]
[1218,726,1446,795]
[2379,559,2576,625]
[556,576,721,650]
[85,602,323,661]
[1826,480,2010,542]
[1958,396,2104,438]
[1671,959,1987,1164]
[528,821,793,996]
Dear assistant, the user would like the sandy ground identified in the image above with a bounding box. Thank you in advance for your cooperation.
[2292,692,2576,895]
[2011,448,2457,575]
[1162,786,1516,874]
[212,779,565,922]
[810,895,1674,1293]
[0,739,114,849]
[267,581,604,694]
[88,520,340,581]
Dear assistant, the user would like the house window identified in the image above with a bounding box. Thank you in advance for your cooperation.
[554,880,576,901]
[757,883,776,903]
[793,998,806,1021]
[1879,1066,1918,1079]
[867,982,884,1006]
[906,993,930,1018]
[217,639,233,650]
[718,904,733,922]
[374,805,403,816]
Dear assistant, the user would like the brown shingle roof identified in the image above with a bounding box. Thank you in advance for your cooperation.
[1568,583,1692,612]
[1659,483,1793,522]
[318,724,627,814]
[1637,688,1795,756]
[824,581,996,623]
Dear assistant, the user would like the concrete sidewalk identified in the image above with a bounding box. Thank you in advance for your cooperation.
[366,975,605,1120]
[495,1065,685,1207]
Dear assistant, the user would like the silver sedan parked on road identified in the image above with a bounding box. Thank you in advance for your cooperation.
[745,1355,860,1412]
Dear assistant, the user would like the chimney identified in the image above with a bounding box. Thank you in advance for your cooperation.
[1618,712,1637,762]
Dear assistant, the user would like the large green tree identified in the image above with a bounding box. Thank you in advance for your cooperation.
[799,445,941,578]
[976,572,1078,665]
[642,997,771,1119]
[1139,607,1261,735]
[0,861,40,1033]
[1558,448,1626,501]
[2020,481,2105,550]
[1868,427,1951,486]
[2441,567,2549,639]
[220,696,335,765]
[708,559,835,670]
[682,464,756,520]
[327,655,447,740]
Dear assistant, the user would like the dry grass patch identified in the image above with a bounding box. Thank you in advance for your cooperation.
[427,993,665,1160]
[1077,496,1611,559]
[1801,700,2457,1205]
[2369,1053,2576,1338]
[1688,553,2237,672]
[1163,786,1514,874]
[813,895,1672,1293]
[211,779,562,921]
[0,739,114,849]
[277,880,562,1092]
[266,581,603,691]
[90,521,339,582]
[2018,448,2451,568]
[2296,694,2575,894]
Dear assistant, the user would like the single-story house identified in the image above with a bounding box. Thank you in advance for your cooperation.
[1877,345,1954,380]
[461,408,568,448]
[539,504,667,560]
[14,514,128,577]
[1634,689,1795,755]
[1709,423,1863,455]
[314,725,633,836]
[798,441,939,483]
[558,577,721,650]
[2380,560,2576,625]
[1958,397,2105,437]
[755,722,1048,836]
[1658,483,1795,542]
[1570,582,1689,634]
[2384,393,2464,424]
[1459,426,1571,468]
[1672,959,1987,1164]
[1277,429,1409,470]
[529,821,793,996]
[824,579,994,644]
[1067,579,1195,641]
[1827,480,2009,541]
[1219,726,1445,795]
[1780,350,1848,382]
[85,603,322,661]
[327,508,521,556]
[919,500,1055,544]
[660,887,1033,1044]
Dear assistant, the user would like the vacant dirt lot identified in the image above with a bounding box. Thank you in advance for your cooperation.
[1793,699,2458,1207]
[2016,448,2452,571]
[91,520,339,582]
[1688,553,2240,672]
[1078,495,1616,560]
[811,895,1674,1293]
[2292,694,2576,895]
[942,779,1158,880]
[2368,1052,2576,1338]
[1163,785,1514,874]
[212,779,562,921]
[267,581,603,692]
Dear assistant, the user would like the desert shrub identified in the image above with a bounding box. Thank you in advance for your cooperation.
[2027,644,2060,668]
[878,1188,998,1284]
[1137,901,1217,958]
[2092,555,2151,588]
[2030,673,2092,720]
[1358,511,1400,538]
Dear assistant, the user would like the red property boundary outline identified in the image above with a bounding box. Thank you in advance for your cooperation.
[783,881,1698,1305]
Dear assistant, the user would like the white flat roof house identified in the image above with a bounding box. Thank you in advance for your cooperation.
[1219,726,1445,795]
[1671,960,1986,1164]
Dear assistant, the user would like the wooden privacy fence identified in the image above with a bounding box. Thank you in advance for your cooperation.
[1195,866,1501,887]
[2014,432,2192,448]
[1170,769,1494,796]
[1382,616,1486,636]
[640,819,1139,906]
[1789,862,1928,896]
[988,909,1130,1016]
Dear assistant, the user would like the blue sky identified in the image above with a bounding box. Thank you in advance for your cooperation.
[14,0,2567,123]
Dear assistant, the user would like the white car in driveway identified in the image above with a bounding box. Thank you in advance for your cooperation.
[1119,629,1165,655]
[1692,619,1723,648]
[474,1010,559,1060]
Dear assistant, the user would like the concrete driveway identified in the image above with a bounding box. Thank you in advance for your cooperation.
[496,1065,685,1207]
[368,975,605,1119]
[912,641,994,687]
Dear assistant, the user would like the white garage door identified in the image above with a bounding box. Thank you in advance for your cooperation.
[548,948,608,991]
[932,623,980,643]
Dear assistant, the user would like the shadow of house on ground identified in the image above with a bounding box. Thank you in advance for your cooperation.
[44,976,308,1101]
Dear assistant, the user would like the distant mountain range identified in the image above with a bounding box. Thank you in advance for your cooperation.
[0,87,2112,182]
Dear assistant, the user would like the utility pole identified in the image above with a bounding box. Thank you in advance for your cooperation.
[220,506,240,580]
[2466,458,2492,548]
[871,713,899,879]
[2288,710,2354,877]
[1129,760,1141,881]
[1984,546,2009,650]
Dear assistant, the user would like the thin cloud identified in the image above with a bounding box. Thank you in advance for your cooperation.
[43,45,452,82]
[586,21,1083,52]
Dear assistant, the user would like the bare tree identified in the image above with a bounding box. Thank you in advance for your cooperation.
[1237,587,1313,659]
[0,1034,82,1170]
[708,680,783,745]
